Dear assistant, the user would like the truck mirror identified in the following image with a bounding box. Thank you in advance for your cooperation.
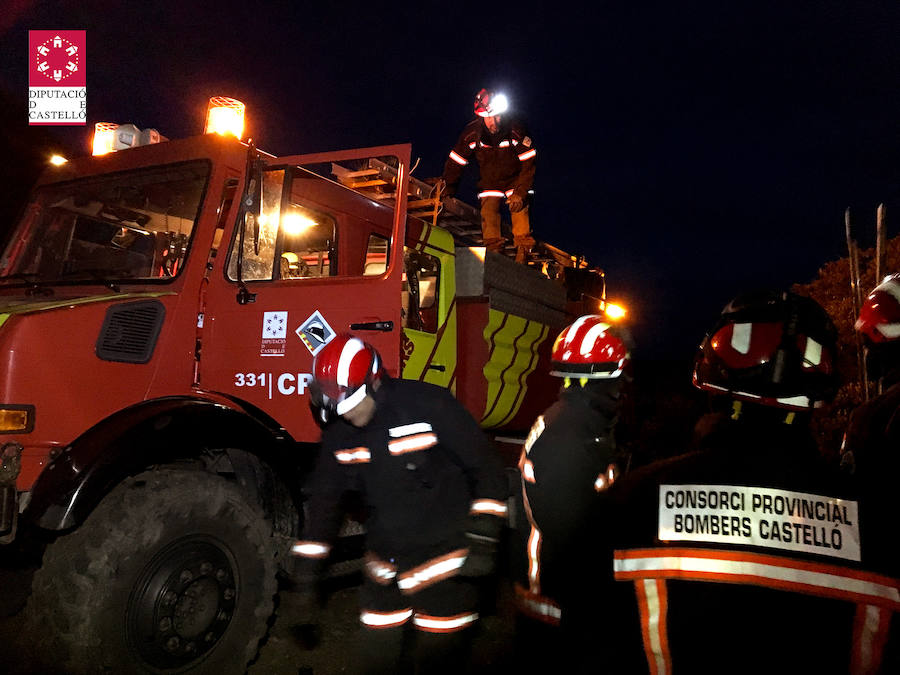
[242,176,261,256]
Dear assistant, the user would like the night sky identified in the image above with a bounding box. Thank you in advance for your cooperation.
[2,1,899,362]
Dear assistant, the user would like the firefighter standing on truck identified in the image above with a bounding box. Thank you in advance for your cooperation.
[289,334,509,674]
[512,315,631,663]
[441,88,536,262]
[568,291,900,673]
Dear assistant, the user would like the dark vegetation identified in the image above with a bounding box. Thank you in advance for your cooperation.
[794,235,900,461]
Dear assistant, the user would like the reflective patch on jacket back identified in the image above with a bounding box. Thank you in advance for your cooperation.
[523,415,545,454]
[657,484,861,561]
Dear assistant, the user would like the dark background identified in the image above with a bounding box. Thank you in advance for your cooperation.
[2,0,899,364]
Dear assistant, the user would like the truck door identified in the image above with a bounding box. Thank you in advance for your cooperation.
[400,230,457,390]
[197,145,409,442]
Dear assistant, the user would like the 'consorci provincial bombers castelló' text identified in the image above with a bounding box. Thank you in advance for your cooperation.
[657,485,861,562]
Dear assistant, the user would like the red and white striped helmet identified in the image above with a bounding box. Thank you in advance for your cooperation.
[310,334,382,418]
[856,273,900,344]
[473,88,509,117]
[550,315,631,379]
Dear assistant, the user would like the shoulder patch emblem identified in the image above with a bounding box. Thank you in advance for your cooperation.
[522,136,532,147]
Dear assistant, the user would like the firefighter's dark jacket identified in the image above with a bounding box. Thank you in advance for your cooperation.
[843,380,900,484]
[843,380,900,573]
[442,116,536,199]
[296,377,508,578]
[523,383,620,546]
[569,411,900,674]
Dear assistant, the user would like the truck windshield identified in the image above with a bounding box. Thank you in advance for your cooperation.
[0,160,210,286]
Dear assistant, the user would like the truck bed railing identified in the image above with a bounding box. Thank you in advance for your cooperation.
[330,158,594,275]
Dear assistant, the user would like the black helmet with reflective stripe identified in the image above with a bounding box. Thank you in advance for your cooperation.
[692,291,838,410]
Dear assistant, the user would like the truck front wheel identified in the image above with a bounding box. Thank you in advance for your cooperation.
[26,469,277,673]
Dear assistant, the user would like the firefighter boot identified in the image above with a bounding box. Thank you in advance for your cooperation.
[483,237,507,252]
[514,234,535,263]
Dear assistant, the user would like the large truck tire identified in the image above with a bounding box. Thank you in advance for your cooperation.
[24,469,277,674]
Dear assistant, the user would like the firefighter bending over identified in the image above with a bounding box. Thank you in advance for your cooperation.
[569,291,900,673]
[290,334,508,674]
[442,88,536,262]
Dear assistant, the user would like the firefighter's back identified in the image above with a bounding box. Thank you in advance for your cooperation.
[566,289,899,674]
[596,416,893,673]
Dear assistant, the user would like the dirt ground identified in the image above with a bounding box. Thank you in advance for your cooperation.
[250,575,519,674]
[0,565,520,675]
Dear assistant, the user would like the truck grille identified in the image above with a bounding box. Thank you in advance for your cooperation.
[95,300,166,363]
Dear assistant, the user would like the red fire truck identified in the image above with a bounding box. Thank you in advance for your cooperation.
[0,101,614,672]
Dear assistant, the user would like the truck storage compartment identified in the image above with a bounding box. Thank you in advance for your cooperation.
[454,248,567,434]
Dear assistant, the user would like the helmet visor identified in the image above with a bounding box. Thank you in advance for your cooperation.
[308,379,367,416]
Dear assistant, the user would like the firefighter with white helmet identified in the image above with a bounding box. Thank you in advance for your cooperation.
[512,315,632,668]
[441,88,536,262]
[568,291,900,673]
[290,334,508,673]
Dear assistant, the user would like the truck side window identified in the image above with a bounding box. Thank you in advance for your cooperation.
[364,234,389,276]
[402,248,440,333]
[278,203,336,279]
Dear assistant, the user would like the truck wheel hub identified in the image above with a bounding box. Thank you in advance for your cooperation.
[127,537,237,669]
[174,577,220,637]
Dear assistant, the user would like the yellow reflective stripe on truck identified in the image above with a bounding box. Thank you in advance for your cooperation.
[401,297,458,388]
[0,292,175,317]
[417,297,458,382]
[401,224,457,388]
[481,309,550,429]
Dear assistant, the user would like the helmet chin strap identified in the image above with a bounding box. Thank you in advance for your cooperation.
[336,383,368,416]
[731,399,797,424]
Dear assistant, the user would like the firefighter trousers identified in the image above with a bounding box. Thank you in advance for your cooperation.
[355,574,479,674]
[479,197,532,250]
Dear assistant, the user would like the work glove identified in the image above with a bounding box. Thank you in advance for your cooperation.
[507,193,524,213]
[459,514,503,577]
